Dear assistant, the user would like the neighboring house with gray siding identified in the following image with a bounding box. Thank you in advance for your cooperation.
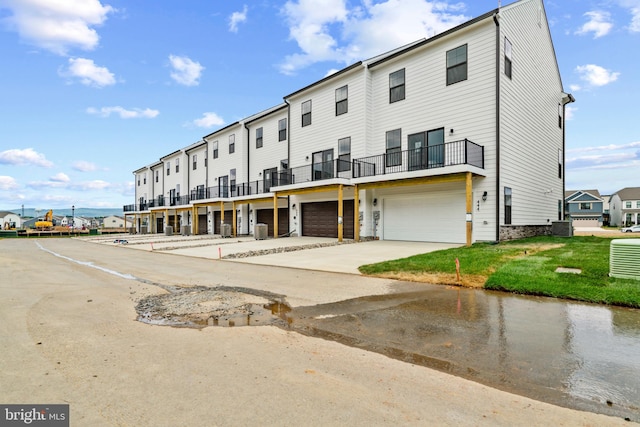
[564,190,604,227]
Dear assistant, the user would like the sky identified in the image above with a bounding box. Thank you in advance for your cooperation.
[0,0,638,211]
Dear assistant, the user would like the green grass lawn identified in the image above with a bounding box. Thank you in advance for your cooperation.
[358,236,640,308]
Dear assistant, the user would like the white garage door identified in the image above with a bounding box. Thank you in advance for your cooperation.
[382,192,466,243]
[572,218,599,228]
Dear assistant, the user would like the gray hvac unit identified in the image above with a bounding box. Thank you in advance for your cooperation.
[140,226,148,234]
[181,225,191,236]
[255,223,268,240]
[164,225,173,236]
[552,221,572,237]
[610,239,640,280]
[221,223,232,238]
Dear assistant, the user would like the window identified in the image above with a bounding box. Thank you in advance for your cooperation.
[637,201,640,208]
[166,161,170,176]
[137,176,140,186]
[504,37,512,79]
[336,85,348,115]
[264,167,277,192]
[579,202,592,210]
[280,159,290,185]
[389,69,405,103]
[204,149,208,167]
[175,158,179,173]
[256,127,263,149]
[558,200,563,221]
[213,141,218,159]
[504,187,512,225]
[155,170,159,183]
[278,118,287,141]
[143,173,147,185]
[302,100,312,127]
[446,44,467,85]
[338,137,351,172]
[193,154,197,170]
[230,169,236,196]
[312,149,334,180]
[385,129,402,167]
[626,201,632,209]
[558,149,563,179]
[229,134,235,154]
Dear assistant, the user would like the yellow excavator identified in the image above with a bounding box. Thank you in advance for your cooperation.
[35,210,54,230]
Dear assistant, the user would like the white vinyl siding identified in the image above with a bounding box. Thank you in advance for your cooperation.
[248,110,289,183]
[187,145,207,198]
[287,68,367,172]
[204,125,248,192]
[499,0,565,225]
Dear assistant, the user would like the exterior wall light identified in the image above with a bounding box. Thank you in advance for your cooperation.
[482,191,488,202]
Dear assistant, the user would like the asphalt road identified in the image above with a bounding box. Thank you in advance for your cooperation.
[0,238,631,426]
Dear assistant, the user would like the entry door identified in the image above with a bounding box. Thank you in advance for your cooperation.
[264,167,278,192]
[408,132,426,171]
[427,128,444,167]
[313,149,334,181]
[219,175,228,198]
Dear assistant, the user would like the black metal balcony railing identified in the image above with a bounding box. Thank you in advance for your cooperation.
[125,139,483,212]
[353,139,484,178]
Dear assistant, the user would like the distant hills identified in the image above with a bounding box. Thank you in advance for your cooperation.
[6,208,124,218]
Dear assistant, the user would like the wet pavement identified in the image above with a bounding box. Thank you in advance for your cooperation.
[286,285,640,423]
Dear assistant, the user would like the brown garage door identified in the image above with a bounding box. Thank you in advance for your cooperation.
[257,208,289,237]
[302,201,354,238]
[213,210,233,234]
[198,214,208,234]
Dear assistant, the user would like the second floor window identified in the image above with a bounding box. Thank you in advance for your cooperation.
[302,100,312,127]
[193,154,197,170]
[229,134,235,154]
[504,37,512,79]
[143,173,146,184]
[155,170,159,183]
[175,158,179,173]
[278,118,287,141]
[213,141,219,159]
[336,85,348,115]
[338,137,351,172]
[579,202,592,210]
[447,44,467,85]
[389,69,405,103]
[385,129,402,167]
[256,127,263,149]
[166,161,170,176]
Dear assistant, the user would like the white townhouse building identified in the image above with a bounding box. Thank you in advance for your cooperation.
[125,0,573,245]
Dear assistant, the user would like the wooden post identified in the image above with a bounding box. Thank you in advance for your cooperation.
[273,194,279,238]
[466,172,473,247]
[354,184,359,242]
[232,202,237,237]
[193,206,198,235]
[338,184,344,242]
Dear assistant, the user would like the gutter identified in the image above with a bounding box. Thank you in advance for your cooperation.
[561,93,576,220]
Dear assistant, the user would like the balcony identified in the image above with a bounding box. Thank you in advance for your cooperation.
[124,139,483,212]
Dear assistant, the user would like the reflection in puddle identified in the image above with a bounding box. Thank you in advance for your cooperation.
[287,287,640,422]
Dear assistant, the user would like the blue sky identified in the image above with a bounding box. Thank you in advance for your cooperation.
[0,0,638,210]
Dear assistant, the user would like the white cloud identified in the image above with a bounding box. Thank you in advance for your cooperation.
[71,180,111,191]
[565,106,576,121]
[229,5,248,33]
[630,7,640,32]
[569,84,581,92]
[0,176,19,190]
[566,141,640,171]
[279,0,469,75]
[168,55,204,86]
[73,160,98,172]
[0,148,53,167]
[190,112,225,128]
[0,0,114,55]
[575,11,613,38]
[61,57,116,87]
[50,173,70,183]
[87,106,159,119]
[575,64,620,87]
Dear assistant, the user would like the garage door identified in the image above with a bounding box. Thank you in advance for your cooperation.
[302,201,354,238]
[213,210,233,234]
[383,192,465,243]
[257,208,290,237]
[572,218,599,228]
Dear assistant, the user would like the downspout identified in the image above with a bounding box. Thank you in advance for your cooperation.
[493,11,501,242]
[244,122,250,236]
[561,94,576,220]
[284,99,292,234]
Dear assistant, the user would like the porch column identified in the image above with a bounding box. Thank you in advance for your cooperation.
[338,184,344,242]
[193,206,198,235]
[466,172,472,247]
[165,209,169,233]
[273,193,279,238]
[232,202,237,237]
[354,185,360,242]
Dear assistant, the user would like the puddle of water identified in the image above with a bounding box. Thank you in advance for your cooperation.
[287,287,640,422]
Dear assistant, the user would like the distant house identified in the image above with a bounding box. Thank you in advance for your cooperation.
[0,211,21,229]
[564,190,604,228]
[103,215,130,228]
[609,187,640,227]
